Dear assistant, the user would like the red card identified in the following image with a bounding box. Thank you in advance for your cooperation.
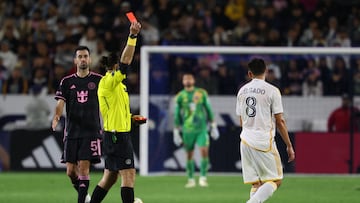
[126,12,137,23]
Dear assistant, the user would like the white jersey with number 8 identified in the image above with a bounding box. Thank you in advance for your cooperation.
[236,79,283,152]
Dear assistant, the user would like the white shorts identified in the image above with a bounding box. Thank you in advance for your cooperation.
[240,141,283,184]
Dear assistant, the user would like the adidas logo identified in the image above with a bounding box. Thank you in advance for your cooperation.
[22,135,66,169]
[70,84,76,89]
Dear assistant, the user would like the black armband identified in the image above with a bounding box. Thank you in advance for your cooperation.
[118,62,129,74]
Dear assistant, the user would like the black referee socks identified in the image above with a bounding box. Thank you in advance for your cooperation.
[121,187,134,203]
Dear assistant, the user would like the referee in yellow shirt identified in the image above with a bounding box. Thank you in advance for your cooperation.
[89,21,144,203]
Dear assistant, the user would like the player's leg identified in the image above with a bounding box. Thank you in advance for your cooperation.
[120,168,136,203]
[240,142,262,200]
[77,136,101,203]
[182,132,196,188]
[66,162,79,191]
[63,138,80,192]
[247,145,283,203]
[78,160,91,203]
[90,169,118,203]
[197,131,210,187]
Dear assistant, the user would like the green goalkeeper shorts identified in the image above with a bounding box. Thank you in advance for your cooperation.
[182,130,209,151]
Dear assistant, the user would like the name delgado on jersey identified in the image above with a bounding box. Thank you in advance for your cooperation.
[240,87,266,95]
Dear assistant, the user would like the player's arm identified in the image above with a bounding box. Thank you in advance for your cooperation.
[52,99,65,131]
[174,95,182,128]
[173,95,183,146]
[275,113,295,162]
[272,88,294,162]
[120,21,141,65]
[203,90,215,123]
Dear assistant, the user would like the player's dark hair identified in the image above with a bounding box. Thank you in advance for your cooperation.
[248,58,266,76]
[182,70,195,78]
[99,52,118,70]
[74,46,90,57]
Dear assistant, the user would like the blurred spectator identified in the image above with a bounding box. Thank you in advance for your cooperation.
[213,25,231,46]
[29,68,48,95]
[91,39,110,71]
[328,94,359,132]
[266,69,280,87]
[224,0,246,22]
[283,59,302,95]
[79,26,98,53]
[0,41,17,72]
[2,67,28,94]
[217,63,237,94]
[25,86,50,130]
[302,69,323,97]
[285,27,300,46]
[300,19,318,46]
[140,19,160,45]
[29,0,53,19]
[196,66,218,94]
[126,72,140,94]
[48,64,66,94]
[54,39,75,71]
[328,57,349,95]
[232,17,251,44]
[325,16,338,46]
[318,57,332,95]
[66,4,87,36]
[0,19,20,50]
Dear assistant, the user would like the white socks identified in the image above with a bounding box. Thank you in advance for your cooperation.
[248,182,277,203]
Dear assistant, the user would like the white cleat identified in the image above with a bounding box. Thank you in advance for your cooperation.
[85,194,91,203]
[185,179,196,188]
[199,176,209,187]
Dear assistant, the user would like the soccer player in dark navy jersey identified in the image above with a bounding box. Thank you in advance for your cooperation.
[52,46,102,203]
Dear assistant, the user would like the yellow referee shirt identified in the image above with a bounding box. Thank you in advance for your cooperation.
[98,69,131,132]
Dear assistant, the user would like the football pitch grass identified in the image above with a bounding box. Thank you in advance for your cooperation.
[0,172,359,203]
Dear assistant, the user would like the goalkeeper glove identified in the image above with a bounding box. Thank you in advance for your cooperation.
[210,122,220,140]
[173,128,182,146]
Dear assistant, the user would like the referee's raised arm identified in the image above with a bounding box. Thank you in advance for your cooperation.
[120,21,141,65]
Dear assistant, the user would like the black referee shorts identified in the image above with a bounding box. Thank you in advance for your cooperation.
[62,136,102,164]
[103,131,134,171]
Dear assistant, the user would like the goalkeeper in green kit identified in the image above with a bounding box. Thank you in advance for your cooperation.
[173,71,220,188]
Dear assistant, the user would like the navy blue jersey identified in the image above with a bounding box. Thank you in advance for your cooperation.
[55,72,102,138]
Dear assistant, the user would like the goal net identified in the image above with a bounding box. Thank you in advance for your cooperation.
[138,46,360,176]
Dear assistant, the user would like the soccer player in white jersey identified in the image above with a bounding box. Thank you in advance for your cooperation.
[236,58,295,203]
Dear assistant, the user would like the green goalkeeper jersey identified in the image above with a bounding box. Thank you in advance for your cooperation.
[174,87,215,133]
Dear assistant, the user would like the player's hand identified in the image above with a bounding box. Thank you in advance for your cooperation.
[287,146,295,162]
[130,22,141,35]
[210,122,220,140]
[52,115,60,131]
[132,115,147,125]
[173,128,182,146]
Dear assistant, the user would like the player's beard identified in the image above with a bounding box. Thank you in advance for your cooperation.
[79,63,89,70]
[184,83,194,89]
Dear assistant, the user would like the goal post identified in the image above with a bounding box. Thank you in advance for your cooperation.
[139,46,360,176]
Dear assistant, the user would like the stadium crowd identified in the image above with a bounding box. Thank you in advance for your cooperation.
[0,0,359,95]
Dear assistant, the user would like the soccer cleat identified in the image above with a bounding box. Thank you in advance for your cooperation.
[185,179,196,188]
[199,176,209,187]
[85,194,91,203]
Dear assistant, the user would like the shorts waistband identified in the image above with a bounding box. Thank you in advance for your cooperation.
[104,131,130,136]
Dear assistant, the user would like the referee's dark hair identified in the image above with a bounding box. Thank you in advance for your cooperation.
[74,46,90,57]
[248,58,266,76]
[99,52,118,70]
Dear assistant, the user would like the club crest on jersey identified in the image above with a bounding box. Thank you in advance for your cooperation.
[77,90,88,103]
[88,82,96,90]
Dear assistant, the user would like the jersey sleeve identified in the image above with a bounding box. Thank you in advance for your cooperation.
[203,90,215,122]
[235,90,242,116]
[101,69,126,90]
[271,88,284,114]
[54,78,67,101]
[174,94,182,127]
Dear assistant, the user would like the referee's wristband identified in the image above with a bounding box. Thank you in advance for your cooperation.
[127,35,137,46]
